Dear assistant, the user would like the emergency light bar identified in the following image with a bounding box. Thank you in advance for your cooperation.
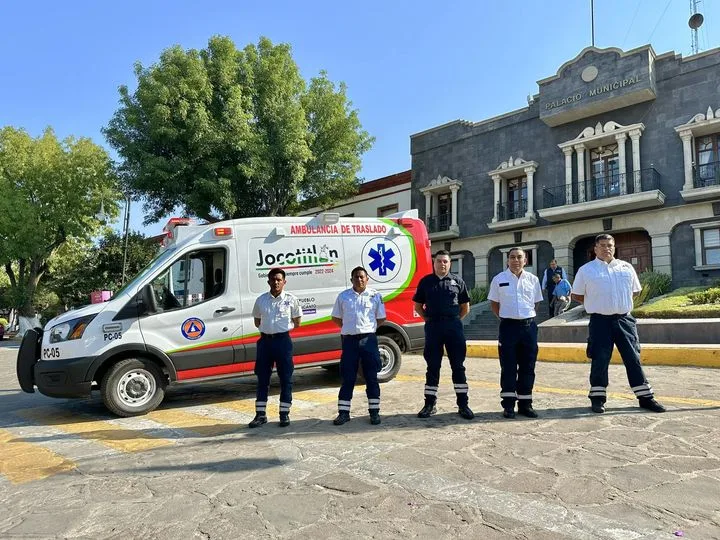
[213,227,232,238]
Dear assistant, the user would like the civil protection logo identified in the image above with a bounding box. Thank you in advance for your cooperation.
[181,318,206,340]
[362,238,402,283]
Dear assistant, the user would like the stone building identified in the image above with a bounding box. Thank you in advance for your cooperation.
[411,45,720,288]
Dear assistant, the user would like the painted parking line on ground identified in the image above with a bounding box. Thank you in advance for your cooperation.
[0,428,76,484]
[17,407,173,453]
[395,374,720,408]
[145,409,240,437]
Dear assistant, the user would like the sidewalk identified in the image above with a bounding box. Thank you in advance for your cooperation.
[467,340,720,368]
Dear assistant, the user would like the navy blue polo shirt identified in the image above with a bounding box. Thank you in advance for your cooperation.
[413,273,470,319]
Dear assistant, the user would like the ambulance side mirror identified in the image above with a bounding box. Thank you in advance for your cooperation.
[138,285,159,316]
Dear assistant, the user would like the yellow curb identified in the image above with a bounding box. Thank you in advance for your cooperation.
[466,341,720,368]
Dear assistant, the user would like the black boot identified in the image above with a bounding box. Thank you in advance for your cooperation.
[417,401,437,418]
[333,411,351,425]
[458,405,475,420]
[279,412,290,427]
[248,413,267,428]
[369,410,381,425]
[590,399,605,414]
[517,402,538,418]
[639,397,666,413]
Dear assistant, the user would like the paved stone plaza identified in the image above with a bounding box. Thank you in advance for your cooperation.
[0,344,719,539]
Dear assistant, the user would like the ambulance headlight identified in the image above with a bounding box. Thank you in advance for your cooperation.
[49,315,96,343]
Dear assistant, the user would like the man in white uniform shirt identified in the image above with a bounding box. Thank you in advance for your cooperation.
[572,234,665,414]
[331,266,386,426]
[249,268,302,428]
[488,248,544,419]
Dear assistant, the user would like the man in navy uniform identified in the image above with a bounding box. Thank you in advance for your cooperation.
[541,259,568,318]
[413,250,474,420]
[331,266,386,426]
[572,234,665,414]
[249,268,302,428]
[488,248,544,418]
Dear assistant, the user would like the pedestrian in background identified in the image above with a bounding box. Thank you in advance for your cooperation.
[331,266,386,426]
[541,259,567,318]
[551,272,572,316]
[249,268,302,428]
[571,233,666,414]
[412,250,474,420]
[488,247,544,419]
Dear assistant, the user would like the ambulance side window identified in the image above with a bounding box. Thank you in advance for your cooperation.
[150,248,226,311]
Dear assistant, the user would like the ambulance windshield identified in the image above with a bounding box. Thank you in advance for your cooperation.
[114,247,178,298]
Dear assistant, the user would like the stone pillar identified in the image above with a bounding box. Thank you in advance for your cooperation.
[475,256,488,288]
[431,193,438,218]
[492,174,501,222]
[680,130,694,191]
[651,233,672,278]
[524,167,535,217]
[629,128,642,193]
[449,185,459,229]
[563,147,573,204]
[575,144,586,203]
[615,132,628,195]
[424,192,432,220]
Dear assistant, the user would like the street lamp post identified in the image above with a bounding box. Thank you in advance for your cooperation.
[121,195,131,285]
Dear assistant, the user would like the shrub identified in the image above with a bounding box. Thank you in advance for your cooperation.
[633,270,671,308]
[469,286,488,305]
[687,287,720,305]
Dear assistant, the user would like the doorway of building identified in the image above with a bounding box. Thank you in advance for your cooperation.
[576,231,652,273]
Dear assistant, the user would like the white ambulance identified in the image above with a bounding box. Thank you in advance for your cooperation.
[17,211,432,416]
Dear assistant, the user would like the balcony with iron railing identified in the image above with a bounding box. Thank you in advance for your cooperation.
[538,167,665,222]
[497,200,527,221]
[426,213,459,239]
[694,161,720,189]
[487,198,536,231]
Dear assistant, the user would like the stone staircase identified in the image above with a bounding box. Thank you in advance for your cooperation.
[463,299,557,340]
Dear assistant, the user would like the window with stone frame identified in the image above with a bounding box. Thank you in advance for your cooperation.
[590,143,620,199]
[702,227,720,265]
[505,177,527,220]
[377,203,399,217]
[436,192,452,231]
[695,134,720,187]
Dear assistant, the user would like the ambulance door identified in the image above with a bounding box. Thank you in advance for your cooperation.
[138,241,243,377]
[245,229,348,365]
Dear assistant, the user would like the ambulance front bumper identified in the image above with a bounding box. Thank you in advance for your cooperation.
[16,328,94,398]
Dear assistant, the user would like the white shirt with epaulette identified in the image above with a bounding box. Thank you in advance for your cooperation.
[252,290,301,334]
[331,287,386,335]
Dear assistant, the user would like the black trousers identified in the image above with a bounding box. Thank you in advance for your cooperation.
[498,319,538,409]
[587,314,654,403]
[423,319,468,407]
[337,333,381,412]
[254,333,294,414]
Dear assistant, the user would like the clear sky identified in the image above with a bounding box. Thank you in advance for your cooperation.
[1,0,717,236]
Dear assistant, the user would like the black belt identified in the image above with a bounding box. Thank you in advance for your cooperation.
[260,331,290,339]
[342,332,375,338]
[500,317,535,325]
[427,315,459,321]
[590,313,629,319]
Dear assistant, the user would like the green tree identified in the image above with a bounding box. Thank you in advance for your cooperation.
[104,35,373,223]
[43,231,159,311]
[0,127,119,317]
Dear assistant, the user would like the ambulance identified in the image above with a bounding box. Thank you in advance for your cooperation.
[17,211,432,416]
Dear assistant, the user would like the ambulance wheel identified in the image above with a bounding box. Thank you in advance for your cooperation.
[377,335,402,383]
[101,358,166,417]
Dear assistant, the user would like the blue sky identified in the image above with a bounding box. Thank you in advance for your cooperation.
[1,0,717,236]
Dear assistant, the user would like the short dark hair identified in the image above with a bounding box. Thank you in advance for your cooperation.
[268,267,286,280]
[552,272,562,279]
[434,249,451,259]
[507,247,526,258]
[594,233,615,245]
[351,266,368,278]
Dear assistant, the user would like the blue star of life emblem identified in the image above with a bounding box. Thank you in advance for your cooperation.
[368,243,396,276]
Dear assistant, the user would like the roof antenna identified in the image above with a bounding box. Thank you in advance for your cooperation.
[591,0,595,47]
[689,0,704,55]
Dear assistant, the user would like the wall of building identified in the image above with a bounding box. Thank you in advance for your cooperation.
[410,45,720,288]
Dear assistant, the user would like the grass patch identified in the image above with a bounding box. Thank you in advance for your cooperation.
[633,286,720,318]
